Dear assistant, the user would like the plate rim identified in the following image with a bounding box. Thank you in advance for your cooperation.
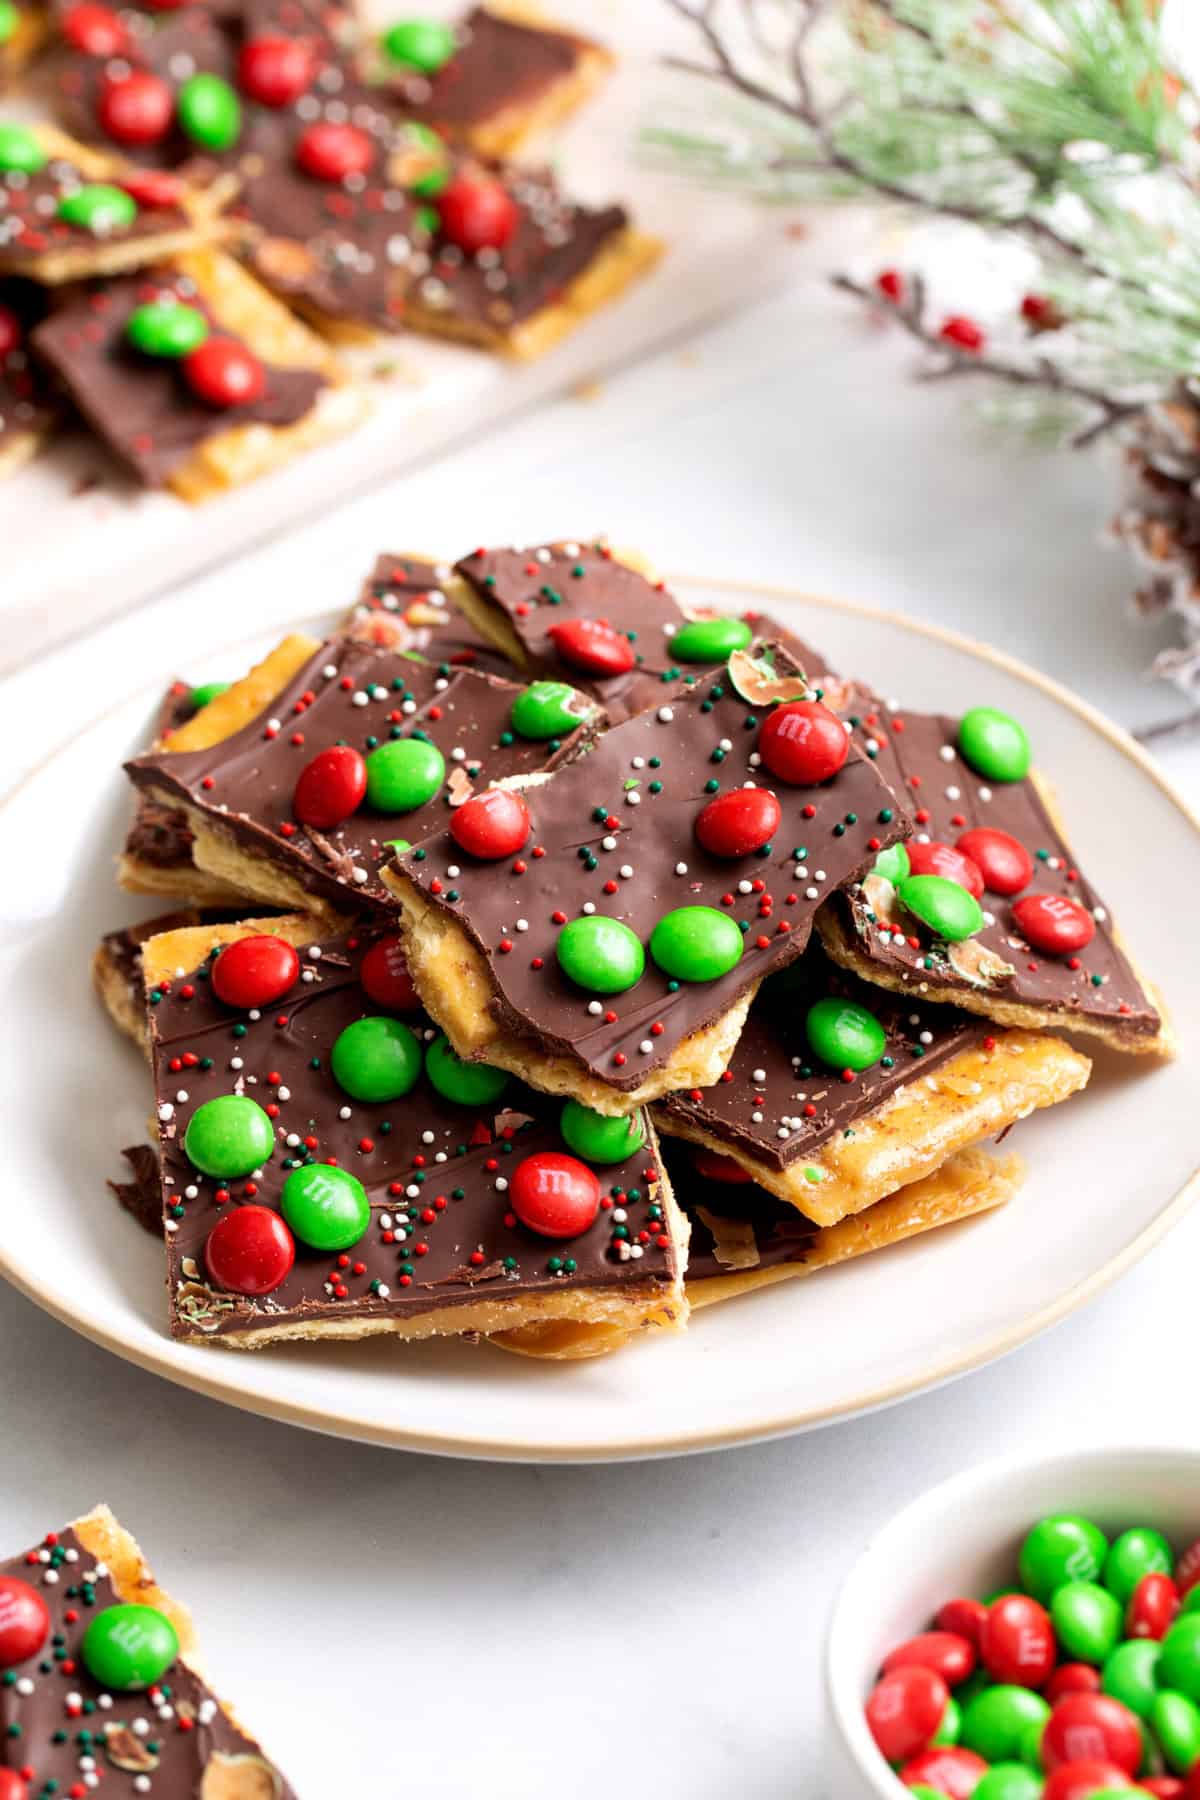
[2,579,1196,1462]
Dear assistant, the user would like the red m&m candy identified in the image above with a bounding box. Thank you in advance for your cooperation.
[62,1,129,55]
[694,787,781,859]
[980,1592,1055,1686]
[183,337,266,408]
[1041,1692,1142,1775]
[905,840,984,899]
[865,1664,949,1763]
[449,788,530,860]
[0,1575,50,1667]
[956,826,1033,896]
[546,618,635,678]
[897,1747,988,1799]
[293,744,367,829]
[296,121,374,181]
[359,934,420,1011]
[1043,1761,1141,1800]
[881,1630,976,1687]
[1012,892,1095,955]
[98,70,174,146]
[211,934,300,1009]
[1044,1663,1102,1704]
[238,35,313,106]
[934,1597,988,1650]
[205,1205,295,1295]
[510,1153,600,1239]
[0,1772,28,1800]
[0,303,20,359]
[757,700,848,785]
[436,173,518,252]
[119,169,186,210]
[1127,1570,1179,1640]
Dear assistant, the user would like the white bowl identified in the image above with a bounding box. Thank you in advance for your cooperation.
[825,1445,1200,1797]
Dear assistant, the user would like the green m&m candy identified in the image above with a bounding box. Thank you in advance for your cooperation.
[972,1767,1042,1800]
[804,997,885,1072]
[57,183,137,235]
[0,3,18,45]
[898,873,983,943]
[960,1685,1049,1763]
[1159,1615,1200,1702]
[425,1034,509,1106]
[931,1694,960,1746]
[81,1604,179,1691]
[1019,1514,1108,1601]
[189,679,230,711]
[1104,1527,1173,1604]
[560,1100,645,1164]
[184,1094,275,1178]
[365,737,445,811]
[873,842,909,885]
[1050,1579,1123,1663]
[649,906,743,983]
[0,122,45,174]
[556,915,644,994]
[668,616,753,663]
[127,301,209,358]
[1151,1688,1200,1773]
[381,17,455,71]
[1102,1637,1161,1718]
[331,1016,422,1102]
[510,681,591,741]
[281,1164,370,1252]
[957,707,1031,783]
[178,71,241,150]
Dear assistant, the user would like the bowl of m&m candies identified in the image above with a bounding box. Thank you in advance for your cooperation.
[825,1449,1200,1799]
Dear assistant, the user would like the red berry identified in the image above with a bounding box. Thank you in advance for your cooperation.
[62,1,128,55]
[211,934,300,1009]
[694,787,782,859]
[980,1592,1055,1687]
[0,303,21,360]
[546,617,635,678]
[897,1747,988,1800]
[510,1152,601,1239]
[295,121,374,182]
[1041,1693,1142,1776]
[905,840,984,899]
[757,700,848,785]
[238,35,313,106]
[0,1575,50,1668]
[881,1631,976,1688]
[1043,1762,1141,1800]
[205,1205,295,1296]
[183,337,266,409]
[119,168,186,210]
[436,173,518,252]
[293,744,367,829]
[1012,892,1095,955]
[1127,1570,1179,1640]
[876,267,904,303]
[940,314,986,352]
[359,934,421,1012]
[1044,1663,1102,1704]
[0,1773,27,1800]
[864,1664,949,1763]
[97,70,174,146]
[449,788,531,860]
[692,1147,754,1184]
[955,826,1033,896]
[933,1597,988,1650]
[1175,1538,1200,1596]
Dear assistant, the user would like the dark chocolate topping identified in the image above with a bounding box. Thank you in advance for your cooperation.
[380,6,588,132]
[150,925,676,1340]
[0,1524,296,1793]
[660,1140,819,1281]
[0,278,57,447]
[341,551,516,679]
[0,155,190,272]
[398,645,909,1091]
[32,270,325,486]
[127,638,598,913]
[52,10,240,168]
[836,706,1161,1038]
[656,948,989,1171]
[109,1141,164,1235]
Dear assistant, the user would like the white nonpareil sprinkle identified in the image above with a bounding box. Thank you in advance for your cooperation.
[230,1057,243,1071]
[939,745,955,762]
[184,1184,198,1199]
[157,1103,174,1122]
[322,664,338,679]
[175,1089,189,1104]
[339,1105,352,1120]
[446,864,461,878]
[582,901,596,913]
[945,786,961,801]
[657,707,674,722]
[814,869,827,881]
[587,1001,603,1015]
[806,886,819,900]
[738,880,753,895]
[626,792,640,805]
[515,919,529,932]
[601,835,617,851]
[675,862,688,875]
[752,1068,767,1082]
[631,756,645,769]
[619,865,634,879]
[978,786,993,802]
[308,945,322,960]
[639,1040,653,1054]
[495,1177,508,1192]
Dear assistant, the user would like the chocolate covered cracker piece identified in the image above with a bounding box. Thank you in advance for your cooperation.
[340,550,517,677]
[0,1505,296,1795]
[816,703,1172,1055]
[0,277,59,477]
[368,5,613,157]
[94,904,273,1047]
[143,914,687,1349]
[32,249,364,498]
[126,632,599,917]
[385,643,910,1114]
[653,948,1089,1225]
[118,680,250,904]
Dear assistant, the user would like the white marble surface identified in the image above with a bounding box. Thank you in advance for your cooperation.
[2,265,1198,1799]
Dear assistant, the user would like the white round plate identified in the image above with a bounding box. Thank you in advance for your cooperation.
[1,583,1195,1462]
